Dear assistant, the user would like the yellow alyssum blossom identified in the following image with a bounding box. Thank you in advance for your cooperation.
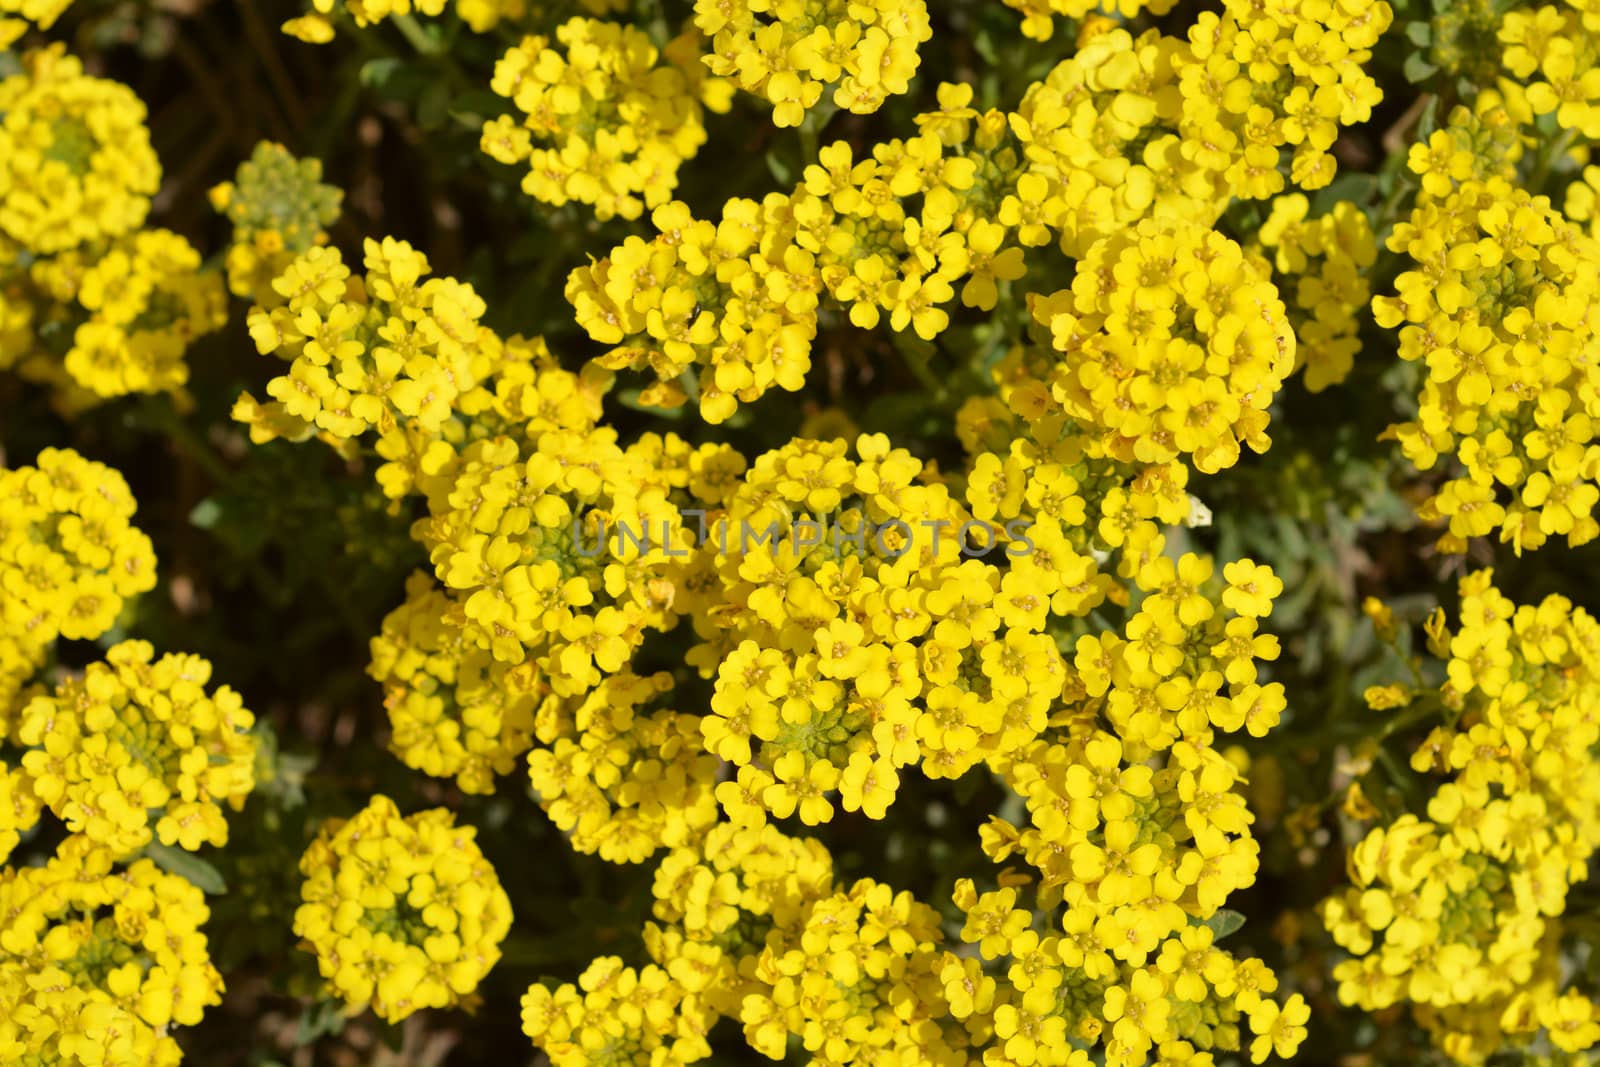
[210,141,344,305]
[692,433,1070,826]
[739,877,959,1064]
[1001,0,1177,41]
[1322,570,1600,1060]
[240,237,494,443]
[282,0,535,41]
[482,20,732,221]
[0,448,157,717]
[527,671,720,863]
[369,571,540,795]
[0,835,225,1064]
[411,425,689,679]
[0,763,41,864]
[642,822,834,1018]
[1376,167,1600,554]
[2,228,227,408]
[293,794,512,1022]
[1032,218,1296,474]
[1254,195,1378,392]
[695,0,932,126]
[0,0,72,47]
[1498,0,1600,139]
[528,825,838,1062]
[523,955,715,1067]
[568,98,1030,421]
[16,640,258,857]
[566,196,822,423]
[0,45,161,254]
[1010,26,1231,257]
[1175,0,1391,194]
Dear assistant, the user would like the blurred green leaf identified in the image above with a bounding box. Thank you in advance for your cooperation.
[146,843,228,895]
[1202,909,1247,941]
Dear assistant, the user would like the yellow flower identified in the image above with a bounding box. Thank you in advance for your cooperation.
[294,794,513,1021]
[17,640,257,856]
[0,45,161,254]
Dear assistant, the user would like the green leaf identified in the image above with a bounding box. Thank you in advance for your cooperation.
[189,498,222,530]
[973,28,998,66]
[448,90,509,129]
[1403,52,1438,83]
[295,998,348,1046]
[1310,173,1380,215]
[146,843,228,895]
[765,153,793,186]
[1202,909,1247,941]
[359,57,402,89]
[1417,95,1441,139]
[1404,20,1432,46]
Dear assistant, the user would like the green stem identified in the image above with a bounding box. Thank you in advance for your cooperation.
[892,332,947,402]
[391,12,442,55]
[1529,125,1578,195]
[389,13,474,94]
[797,102,838,166]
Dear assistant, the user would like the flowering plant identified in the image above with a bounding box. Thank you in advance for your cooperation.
[5,1,1600,1064]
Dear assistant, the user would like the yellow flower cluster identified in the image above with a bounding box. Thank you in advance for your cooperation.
[0,458,250,1063]
[574,0,1391,423]
[282,0,532,42]
[565,196,821,423]
[1011,0,1388,259]
[1499,0,1600,138]
[237,237,621,507]
[210,141,345,305]
[739,877,959,1063]
[523,954,714,1067]
[293,794,513,1021]
[1376,116,1600,552]
[1001,0,1176,42]
[568,100,1032,422]
[369,571,540,795]
[526,670,720,863]
[410,425,689,676]
[1029,218,1295,474]
[375,331,613,501]
[1254,195,1377,392]
[641,821,833,1017]
[0,836,225,1065]
[240,237,497,443]
[526,823,1314,1067]
[13,640,257,857]
[1400,94,1524,204]
[1,228,227,407]
[1177,0,1390,193]
[0,46,161,255]
[690,433,1067,826]
[968,485,1286,967]
[482,20,732,221]
[944,874,1311,1067]
[1009,27,1230,259]
[694,0,932,126]
[0,47,225,409]
[0,0,71,48]
[0,763,41,864]
[1322,570,1600,1062]
[0,448,157,715]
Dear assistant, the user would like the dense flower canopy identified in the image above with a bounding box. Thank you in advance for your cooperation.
[5,1,1600,1065]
